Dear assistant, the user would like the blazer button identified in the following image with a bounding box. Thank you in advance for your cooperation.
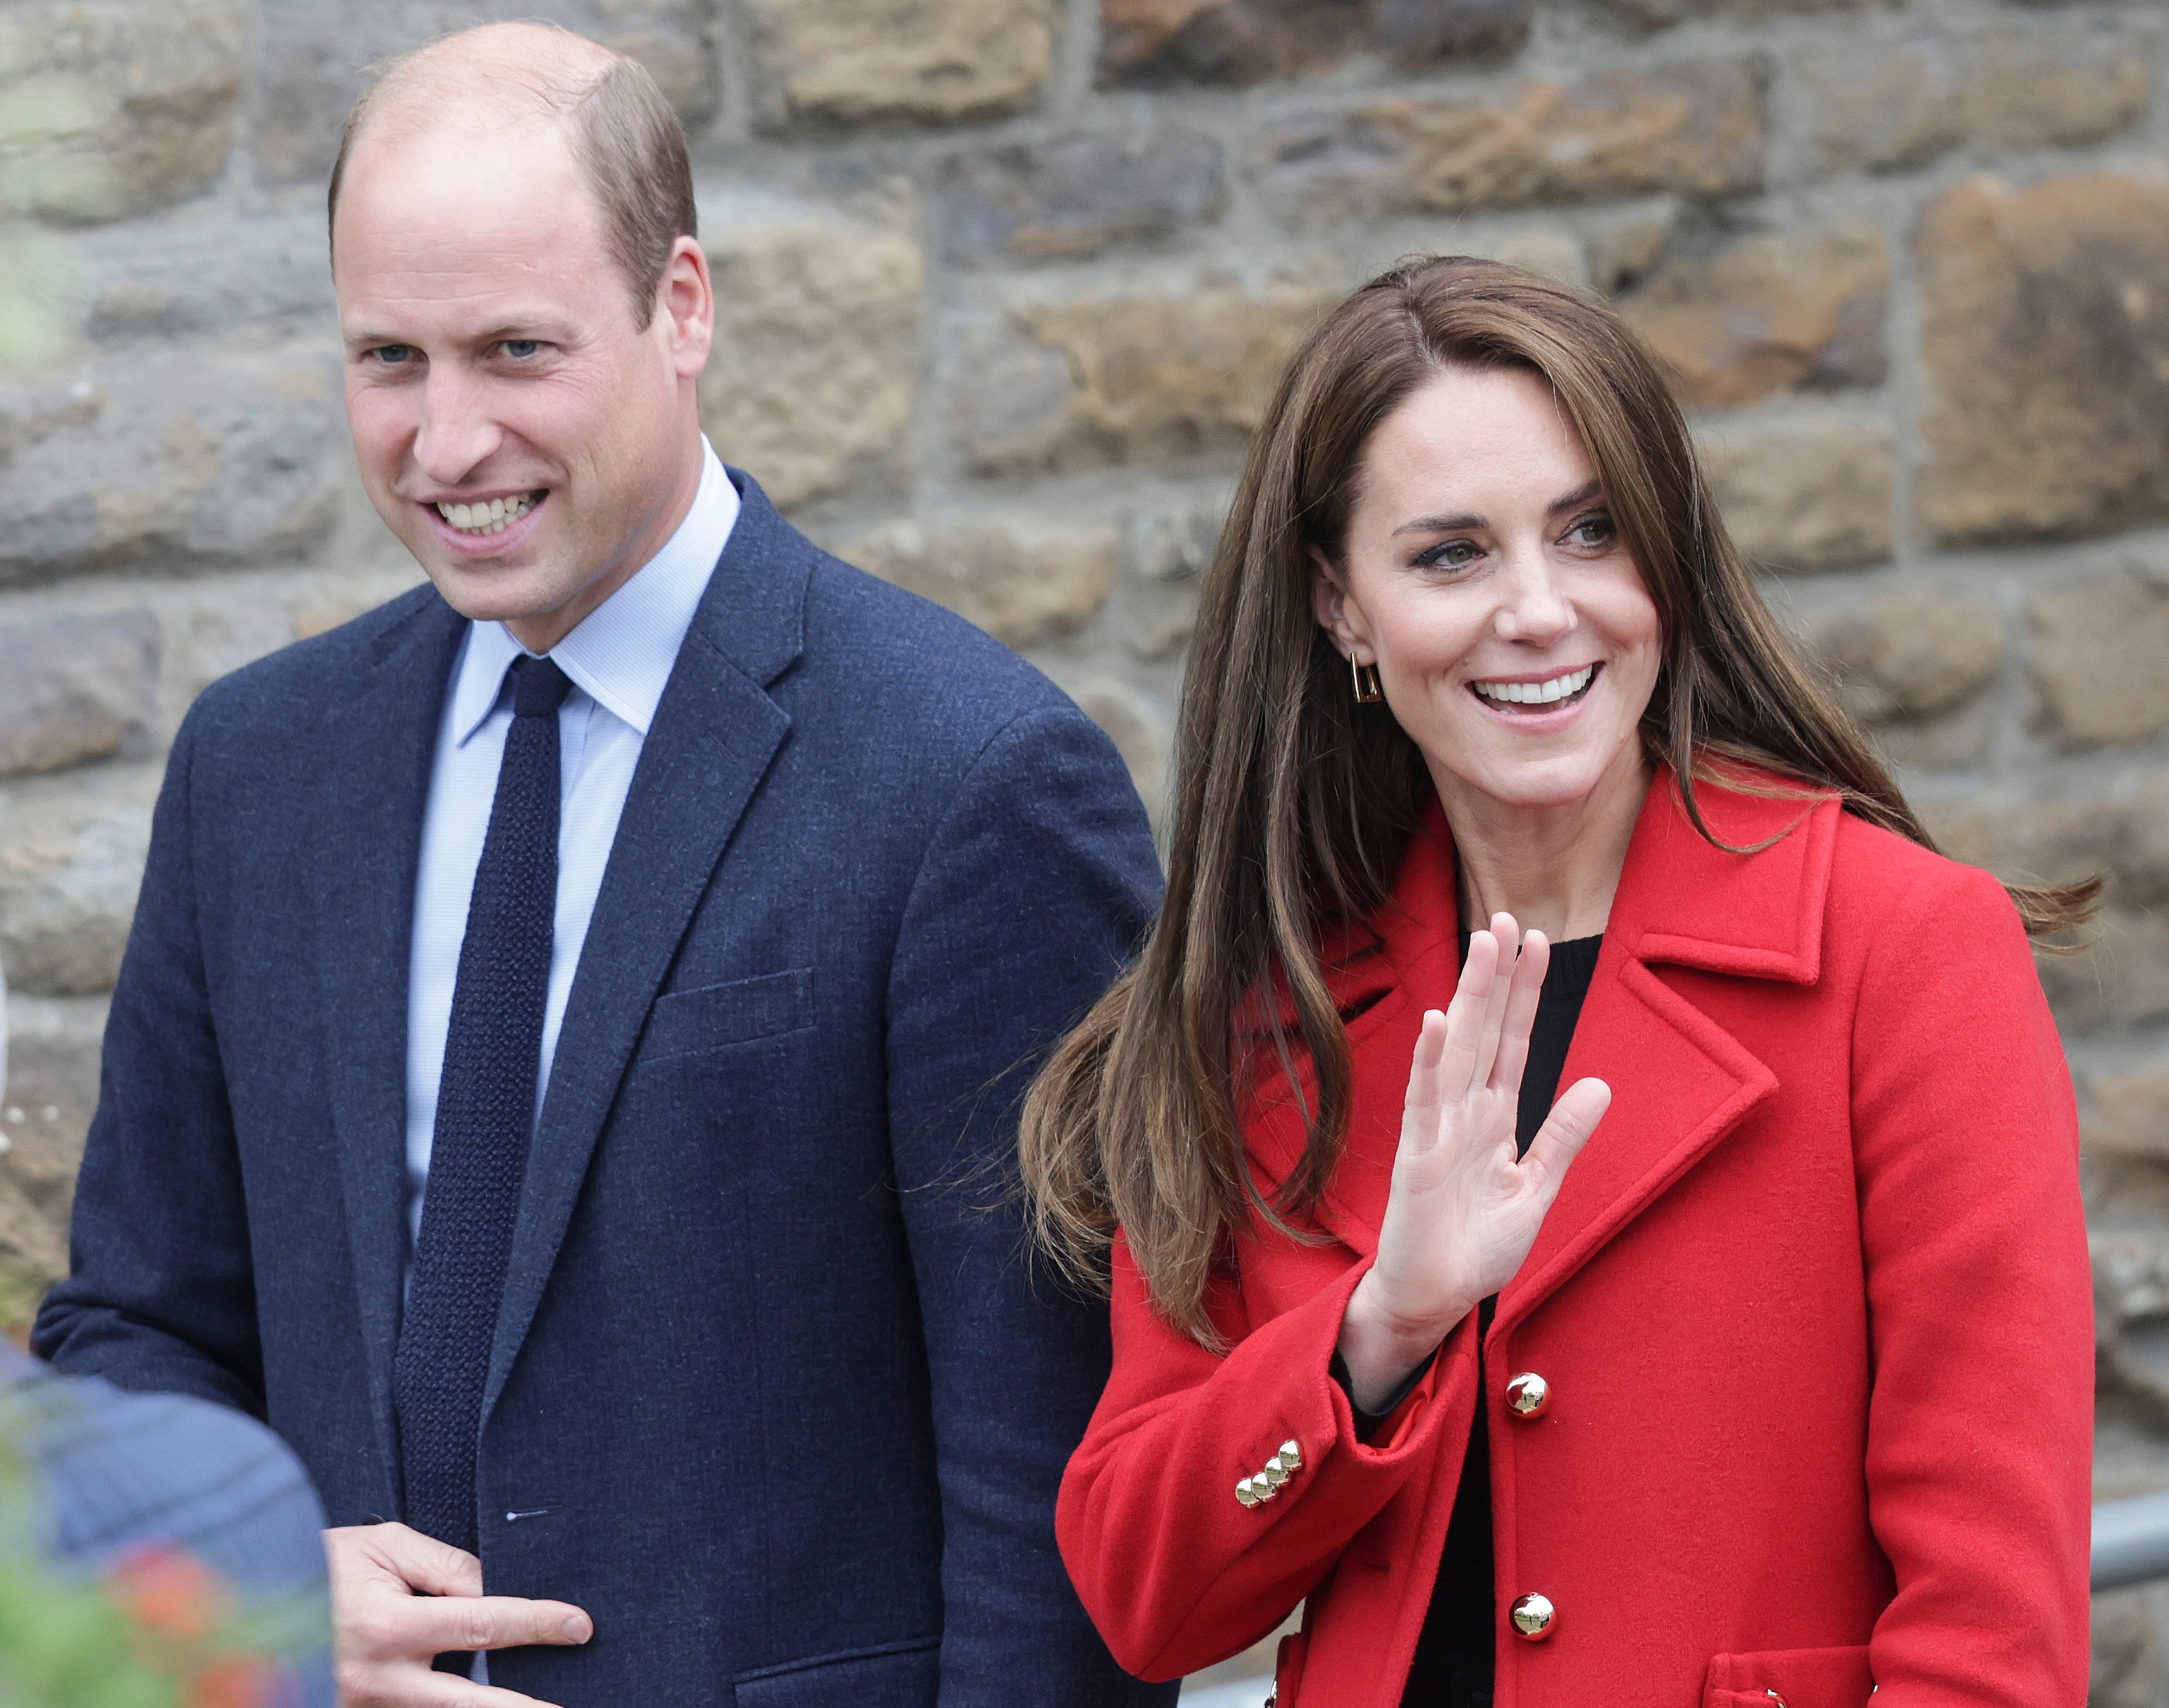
[1509,1593,1556,1640]
[1504,1372,1550,1418]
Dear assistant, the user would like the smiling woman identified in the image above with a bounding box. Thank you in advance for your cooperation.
[1022,257,2101,1708]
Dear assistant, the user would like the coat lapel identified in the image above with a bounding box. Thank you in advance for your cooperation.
[1251,767,1841,1321]
[314,591,467,1485]
[1491,771,1838,1337]
[482,474,812,1424]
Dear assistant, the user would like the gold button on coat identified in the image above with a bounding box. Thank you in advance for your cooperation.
[1505,1372,1550,1418]
[1509,1593,1555,1640]
[1234,1439,1304,1508]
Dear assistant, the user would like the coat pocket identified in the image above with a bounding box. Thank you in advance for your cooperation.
[1267,1631,1309,1708]
[638,968,814,1064]
[732,1635,939,1707]
[1704,1644,1873,1708]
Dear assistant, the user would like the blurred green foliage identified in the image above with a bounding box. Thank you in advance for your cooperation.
[0,1429,321,1708]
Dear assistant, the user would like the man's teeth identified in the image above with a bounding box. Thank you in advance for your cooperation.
[1472,665,1596,706]
[435,494,537,535]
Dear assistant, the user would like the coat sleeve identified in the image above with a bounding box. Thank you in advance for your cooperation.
[1851,859,2093,1705]
[32,705,266,1419]
[1057,1231,1480,1681]
[883,703,1175,1708]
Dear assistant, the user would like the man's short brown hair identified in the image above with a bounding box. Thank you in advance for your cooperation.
[327,27,697,330]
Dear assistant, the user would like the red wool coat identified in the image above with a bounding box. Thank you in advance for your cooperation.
[1058,771,2094,1708]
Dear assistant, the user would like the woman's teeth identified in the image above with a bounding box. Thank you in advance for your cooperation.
[435,493,538,536]
[1472,664,1596,706]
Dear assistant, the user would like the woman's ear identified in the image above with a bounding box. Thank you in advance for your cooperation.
[1308,544,1370,661]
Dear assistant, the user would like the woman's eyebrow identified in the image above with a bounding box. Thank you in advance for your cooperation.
[1392,510,1484,537]
[1388,480,1603,537]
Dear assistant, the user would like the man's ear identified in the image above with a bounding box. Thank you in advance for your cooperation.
[1307,544,1369,661]
[658,234,713,380]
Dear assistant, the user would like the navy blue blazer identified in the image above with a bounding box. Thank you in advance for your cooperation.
[36,473,1173,1708]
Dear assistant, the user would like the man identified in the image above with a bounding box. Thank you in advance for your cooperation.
[36,23,1169,1708]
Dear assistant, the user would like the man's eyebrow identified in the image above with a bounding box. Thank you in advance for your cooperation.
[340,320,572,352]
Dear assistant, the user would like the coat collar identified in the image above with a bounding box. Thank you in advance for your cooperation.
[1248,763,1842,1329]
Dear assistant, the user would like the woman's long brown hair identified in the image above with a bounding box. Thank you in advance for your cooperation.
[1019,256,2097,1348]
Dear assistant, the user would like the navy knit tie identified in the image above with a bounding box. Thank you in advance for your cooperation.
[396,653,573,1554]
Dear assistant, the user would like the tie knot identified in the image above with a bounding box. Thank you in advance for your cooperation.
[510,654,573,719]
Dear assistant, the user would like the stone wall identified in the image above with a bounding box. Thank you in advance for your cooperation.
[3,0,2168,1690]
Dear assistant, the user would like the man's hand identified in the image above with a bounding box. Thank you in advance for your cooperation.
[327,1523,592,1707]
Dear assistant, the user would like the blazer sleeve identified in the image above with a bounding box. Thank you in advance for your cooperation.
[1851,859,2093,1704]
[1057,1232,1480,1681]
[883,703,1174,1708]
[32,706,267,1419]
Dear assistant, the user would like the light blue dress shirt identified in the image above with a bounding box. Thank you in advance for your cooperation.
[404,439,739,1246]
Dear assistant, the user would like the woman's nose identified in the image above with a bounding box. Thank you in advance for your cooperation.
[1493,552,1575,644]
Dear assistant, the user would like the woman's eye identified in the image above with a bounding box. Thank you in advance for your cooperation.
[501,339,542,359]
[1565,512,1617,549]
[1415,539,1482,571]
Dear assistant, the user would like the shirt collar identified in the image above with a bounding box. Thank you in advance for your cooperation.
[447,437,739,746]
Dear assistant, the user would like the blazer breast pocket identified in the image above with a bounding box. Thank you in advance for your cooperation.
[637,968,814,1065]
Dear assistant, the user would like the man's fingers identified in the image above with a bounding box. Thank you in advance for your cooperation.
[352,1522,487,1600]
[1522,1076,1611,1196]
[418,1682,566,1708]
[412,1594,595,1654]
[1489,930,1549,1096]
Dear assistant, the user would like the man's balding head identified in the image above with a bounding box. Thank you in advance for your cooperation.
[329,23,695,330]
[330,20,716,653]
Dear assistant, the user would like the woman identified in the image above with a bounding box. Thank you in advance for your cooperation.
[1020,257,2096,1708]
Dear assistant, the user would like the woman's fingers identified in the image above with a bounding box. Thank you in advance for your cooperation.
[1438,930,1498,1101]
[1400,1007,1448,1152]
[1489,930,1549,1096]
[1521,1076,1612,1198]
[1469,913,1520,1087]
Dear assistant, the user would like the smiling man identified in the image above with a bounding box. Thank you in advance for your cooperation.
[35,23,1169,1708]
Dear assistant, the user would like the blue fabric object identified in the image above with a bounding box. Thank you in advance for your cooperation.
[35,470,1175,1708]
[0,1343,334,1706]
[406,439,738,1255]
[397,654,573,1557]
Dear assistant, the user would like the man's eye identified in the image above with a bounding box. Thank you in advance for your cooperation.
[501,339,542,359]
[1415,539,1481,571]
[371,344,416,366]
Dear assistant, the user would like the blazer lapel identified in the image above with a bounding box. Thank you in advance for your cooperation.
[482,475,812,1424]
[313,591,467,1484]
[1491,771,1839,1338]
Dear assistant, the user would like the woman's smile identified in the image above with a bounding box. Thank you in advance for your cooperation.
[1466,660,1602,723]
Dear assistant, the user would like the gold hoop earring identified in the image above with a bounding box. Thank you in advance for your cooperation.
[1350,657,1384,705]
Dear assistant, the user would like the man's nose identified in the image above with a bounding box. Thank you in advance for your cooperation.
[411,368,504,488]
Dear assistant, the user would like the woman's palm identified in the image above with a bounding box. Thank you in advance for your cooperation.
[1359,918,1612,1350]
